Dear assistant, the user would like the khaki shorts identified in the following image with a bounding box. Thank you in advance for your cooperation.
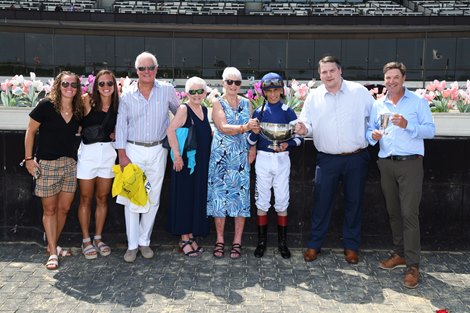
[34,157,77,198]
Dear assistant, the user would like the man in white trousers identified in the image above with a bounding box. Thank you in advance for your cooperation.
[115,51,180,262]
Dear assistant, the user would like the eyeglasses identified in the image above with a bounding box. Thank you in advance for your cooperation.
[225,80,242,86]
[261,79,283,89]
[137,65,157,72]
[61,81,79,89]
[98,81,114,87]
[188,88,205,95]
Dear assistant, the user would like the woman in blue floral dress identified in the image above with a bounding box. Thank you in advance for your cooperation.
[207,67,260,259]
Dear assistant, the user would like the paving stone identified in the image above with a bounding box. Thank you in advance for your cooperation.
[1,243,470,312]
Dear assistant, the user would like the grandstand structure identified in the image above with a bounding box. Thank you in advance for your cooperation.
[0,0,469,84]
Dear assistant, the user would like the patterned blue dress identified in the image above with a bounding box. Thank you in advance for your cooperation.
[207,97,251,218]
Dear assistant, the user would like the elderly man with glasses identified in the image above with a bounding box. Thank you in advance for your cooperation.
[115,51,180,263]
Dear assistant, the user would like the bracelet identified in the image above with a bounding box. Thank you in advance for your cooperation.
[20,157,33,167]
[239,125,244,134]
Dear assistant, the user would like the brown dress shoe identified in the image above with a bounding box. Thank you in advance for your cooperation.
[379,253,406,270]
[404,266,419,289]
[303,248,319,262]
[344,249,359,264]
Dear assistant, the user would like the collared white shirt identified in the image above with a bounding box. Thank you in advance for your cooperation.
[115,79,180,149]
[299,79,374,154]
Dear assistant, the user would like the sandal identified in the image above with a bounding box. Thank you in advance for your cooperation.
[82,238,98,260]
[180,240,198,257]
[57,246,73,258]
[213,242,225,259]
[189,237,204,254]
[46,255,59,270]
[93,235,111,256]
[230,243,242,260]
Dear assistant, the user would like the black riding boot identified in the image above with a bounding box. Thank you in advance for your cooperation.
[278,224,291,259]
[254,224,267,258]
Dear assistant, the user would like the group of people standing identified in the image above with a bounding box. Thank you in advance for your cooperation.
[23,52,435,289]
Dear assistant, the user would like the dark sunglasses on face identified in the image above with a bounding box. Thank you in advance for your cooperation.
[61,81,79,88]
[188,88,205,95]
[262,79,283,88]
[98,81,114,87]
[225,80,242,86]
[137,65,157,72]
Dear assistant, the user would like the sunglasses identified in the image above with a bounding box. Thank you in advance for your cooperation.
[61,81,79,88]
[188,88,205,95]
[225,80,242,86]
[98,81,114,87]
[137,65,157,72]
[262,79,283,88]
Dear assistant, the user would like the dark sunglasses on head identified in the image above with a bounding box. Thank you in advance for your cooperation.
[262,79,283,88]
[225,80,242,86]
[98,81,114,87]
[137,65,157,72]
[188,88,205,95]
[61,81,79,88]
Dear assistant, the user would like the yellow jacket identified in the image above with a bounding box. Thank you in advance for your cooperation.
[112,164,149,206]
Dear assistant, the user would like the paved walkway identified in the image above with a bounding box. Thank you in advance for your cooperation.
[0,242,468,312]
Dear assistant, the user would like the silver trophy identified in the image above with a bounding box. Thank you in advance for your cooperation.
[379,113,392,135]
[259,122,296,150]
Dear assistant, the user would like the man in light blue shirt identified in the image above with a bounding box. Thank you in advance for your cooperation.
[366,61,435,289]
[115,51,180,262]
[296,56,374,265]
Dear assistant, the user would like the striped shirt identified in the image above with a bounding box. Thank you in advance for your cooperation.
[115,79,180,149]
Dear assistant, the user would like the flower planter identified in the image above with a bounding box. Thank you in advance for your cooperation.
[0,107,32,130]
[433,112,470,137]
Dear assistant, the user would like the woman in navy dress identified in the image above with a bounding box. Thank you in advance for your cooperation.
[166,76,212,256]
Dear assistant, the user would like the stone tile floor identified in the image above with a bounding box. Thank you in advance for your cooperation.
[0,243,468,312]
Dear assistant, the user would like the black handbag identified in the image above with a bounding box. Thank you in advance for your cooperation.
[81,109,112,144]
[163,107,197,151]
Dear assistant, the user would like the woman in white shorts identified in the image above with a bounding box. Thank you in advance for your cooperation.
[77,69,119,259]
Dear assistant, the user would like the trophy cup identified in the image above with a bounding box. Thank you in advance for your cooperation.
[379,113,392,135]
[259,122,296,150]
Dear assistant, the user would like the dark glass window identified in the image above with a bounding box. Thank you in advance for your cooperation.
[25,33,54,76]
[115,36,145,78]
[397,38,424,81]
[341,39,368,80]
[0,32,25,75]
[145,38,173,79]
[85,35,115,75]
[455,37,470,80]
[230,39,260,79]
[174,38,202,78]
[203,38,230,79]
[368,39,397,80]
[314,39,341,79]
[425,38,456,81]
[259,40,286,75]
[286,40,316,80]
[54,35,85,75]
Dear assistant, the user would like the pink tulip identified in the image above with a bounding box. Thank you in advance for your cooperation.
[442,89,451,99]
[254,81,262,95]
[437,80,446,92]
[296,84,309,100]
[1,82,7,91]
